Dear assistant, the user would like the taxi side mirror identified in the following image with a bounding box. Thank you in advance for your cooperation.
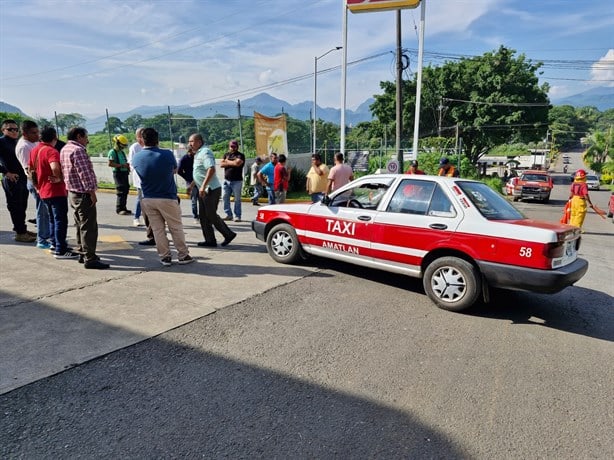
[321,195,331,206]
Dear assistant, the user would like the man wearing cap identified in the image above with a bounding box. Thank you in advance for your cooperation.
[220,139,245,222]
[250,156,263,205]
[437,158,459,177]
[108,134,132,215]
[405,160,425,175]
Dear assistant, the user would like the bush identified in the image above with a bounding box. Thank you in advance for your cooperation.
[289,167,307,193]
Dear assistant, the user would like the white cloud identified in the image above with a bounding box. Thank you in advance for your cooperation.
[591,49,614,87]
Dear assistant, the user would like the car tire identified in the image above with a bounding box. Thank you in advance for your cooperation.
[543,194,550,203]
[423,256,481,312]
[266,223,302,264]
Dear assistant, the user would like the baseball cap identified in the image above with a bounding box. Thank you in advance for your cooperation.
[439,157,450,166]
[410,160,419,167]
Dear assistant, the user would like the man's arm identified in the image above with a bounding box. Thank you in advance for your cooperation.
[199,166,216,197]
[49,161,63,183]
[326,178,333,195]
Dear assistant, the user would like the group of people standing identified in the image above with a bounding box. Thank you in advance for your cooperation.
[250,151,353,206]
[1,119,109,269]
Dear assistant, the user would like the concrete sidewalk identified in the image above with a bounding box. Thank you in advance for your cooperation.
[0,191,315,394]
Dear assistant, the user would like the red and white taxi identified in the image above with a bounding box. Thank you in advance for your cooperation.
[252,174,588,311]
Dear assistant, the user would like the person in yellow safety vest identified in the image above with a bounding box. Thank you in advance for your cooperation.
[437,157,459,177]
[568,169,594,230]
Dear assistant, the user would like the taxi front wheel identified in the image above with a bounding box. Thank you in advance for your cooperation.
[266,223,301,264]
[423,256,481,312]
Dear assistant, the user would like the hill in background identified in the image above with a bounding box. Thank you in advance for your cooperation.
[552,86,614,111]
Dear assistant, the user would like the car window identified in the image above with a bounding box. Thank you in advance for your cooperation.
[427,184,457,217]
[330,182,389,209]
[387,179,437,216]
[457,182,525,220]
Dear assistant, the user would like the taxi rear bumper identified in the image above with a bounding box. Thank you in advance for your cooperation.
[477,258,589,294]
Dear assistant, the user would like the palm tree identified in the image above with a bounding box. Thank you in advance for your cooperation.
[583,127,613,175]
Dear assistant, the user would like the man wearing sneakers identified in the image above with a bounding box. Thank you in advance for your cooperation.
[190,133,236,248]
[132,128,193,266]
[221,139,245,222]
[61,127,109,269]
[0,119,36,243]
[30,127,77,260]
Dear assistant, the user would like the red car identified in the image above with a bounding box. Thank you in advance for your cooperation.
[252,174,588,312]
[608,192,614,223]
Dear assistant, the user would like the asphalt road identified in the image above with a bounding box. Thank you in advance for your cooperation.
[1,153,613,458]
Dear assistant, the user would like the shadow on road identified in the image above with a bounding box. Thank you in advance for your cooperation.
[0,293,466,458]
[309,258,614,343]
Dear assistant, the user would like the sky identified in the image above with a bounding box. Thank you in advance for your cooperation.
[0,0,613,120]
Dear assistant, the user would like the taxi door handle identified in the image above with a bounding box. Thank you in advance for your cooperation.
[358,215,372,221]
[429,223,447,230]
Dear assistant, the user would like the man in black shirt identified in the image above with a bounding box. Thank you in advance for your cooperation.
[0,119,36,242]
[220,140,245,222]
[177,147,198,221]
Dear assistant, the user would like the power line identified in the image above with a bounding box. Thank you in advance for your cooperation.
[443,98,550,107]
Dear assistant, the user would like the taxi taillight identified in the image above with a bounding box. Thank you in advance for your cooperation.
[544,241,564,259]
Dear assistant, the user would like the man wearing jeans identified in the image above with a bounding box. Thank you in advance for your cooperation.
[256,153,278,205]
[221,139,245,222]
[29,127,76,260]
[132,128,193,267]
[16,120,52,248]
[61,127,109,269]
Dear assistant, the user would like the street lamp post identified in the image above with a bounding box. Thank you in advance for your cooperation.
[313,46,342,155]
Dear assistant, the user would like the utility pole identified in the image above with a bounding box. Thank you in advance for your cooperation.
[395,9,403,170]
[237,100,243,151]
[438,97,445,137]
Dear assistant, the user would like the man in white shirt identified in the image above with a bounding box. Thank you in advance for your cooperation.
[127,128,144,227]
[16,120,53,248]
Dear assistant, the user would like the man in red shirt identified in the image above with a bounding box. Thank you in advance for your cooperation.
[273,154,291,204]
[405,160,425,175]
[29,127,78,260]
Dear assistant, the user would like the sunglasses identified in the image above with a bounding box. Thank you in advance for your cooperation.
[5,128,19,132]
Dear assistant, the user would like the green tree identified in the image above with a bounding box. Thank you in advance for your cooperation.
[371,46,550,165]
[55,113,86,135]
[0,112,27,127]
[123,114,144,133]
[104,116,124,134]
[583,128,613,174]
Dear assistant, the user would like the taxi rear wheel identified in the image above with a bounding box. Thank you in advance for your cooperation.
[266,223,301,264]
[423,257,481,312]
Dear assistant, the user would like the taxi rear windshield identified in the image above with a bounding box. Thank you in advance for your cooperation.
[457,182,525,220]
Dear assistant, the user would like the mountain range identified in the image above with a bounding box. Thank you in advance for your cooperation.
[82,93,376,132]
[2,86,612,131]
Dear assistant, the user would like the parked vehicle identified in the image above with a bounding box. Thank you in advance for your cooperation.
[585,174,600,191]
[512,170,553,202]
[252,174,588,312]
[504,176,518,196]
